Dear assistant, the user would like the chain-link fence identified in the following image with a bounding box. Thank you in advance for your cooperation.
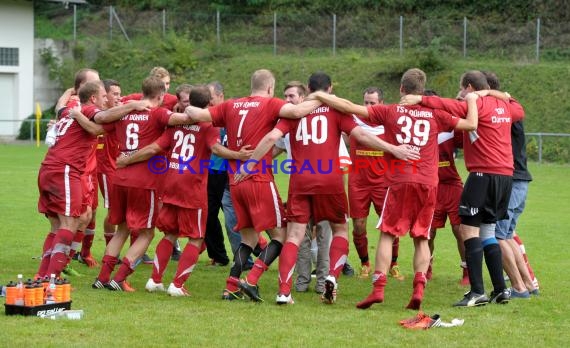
[36,4,570,60]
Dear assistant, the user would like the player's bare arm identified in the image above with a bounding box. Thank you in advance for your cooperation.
[68,106,104,136]
[279,99,321,119]
[454,92,479,131]
[234,128,284,182]
[54,87,76,113]
[399,94,423,106]
[212,144,253,161]
[310,91,369,118]
[94,100,152,124]
[116,142,163,168]
[350,126,420,161]
[474,89,511,101]
[184,105,213,123]
[166,112,200,126]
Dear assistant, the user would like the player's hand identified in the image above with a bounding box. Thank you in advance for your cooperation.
[68,105,82,119]
[392,144,421,161]
[236,145,254,161]
[116,153,130,168]
[465,92,480,101]
[399,95,422,106]
[47,119,57,129]
[233,160,256,183]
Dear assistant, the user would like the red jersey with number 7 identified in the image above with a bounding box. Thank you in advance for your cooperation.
[104,107,171,189]
[367,104,459,187]
[209,96,286,184]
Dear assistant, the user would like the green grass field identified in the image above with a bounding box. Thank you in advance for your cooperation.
[1,144,569,347]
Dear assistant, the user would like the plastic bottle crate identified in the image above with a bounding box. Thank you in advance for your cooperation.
[5,301,72,317]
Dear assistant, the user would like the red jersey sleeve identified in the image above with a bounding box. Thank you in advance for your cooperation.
[275,118,293,136]
[508,98,525,122]
[367,104,388,125]
[422,96,467,117]
[209,103,227,128]
[338,111,358,134]
[121,93,142,103]
[434,109,460,133]
[154,107,173,128]
[155,128,174,151]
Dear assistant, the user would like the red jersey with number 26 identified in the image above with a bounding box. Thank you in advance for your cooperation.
[42,104,101,173]
[155,123,220,209]
[105,107,171,189]
[209,96,286,183]
[367,104,459,187]
[276,105,358,194]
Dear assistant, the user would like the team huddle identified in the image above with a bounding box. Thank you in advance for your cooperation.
[35,65,540,308]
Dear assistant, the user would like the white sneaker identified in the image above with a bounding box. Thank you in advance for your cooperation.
[276,293,294,305]
[167,283,190,297]
[145,278,165,292]
[322,275,337,304]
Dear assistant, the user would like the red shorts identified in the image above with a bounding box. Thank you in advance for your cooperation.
[156,203,207,239]
[108,185,159,231]
[97,172,114,209]
[38,165,82,218]
[287,193,348,224]
[377,183,437,239]
[81,172,98,211]
[231,180,286,232]
[431,183,462,229]
[348,182,387,219]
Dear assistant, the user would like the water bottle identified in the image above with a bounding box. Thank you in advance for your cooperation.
[43,309,84,320]
[45,274,56,304]
[45,122,58,147]
[15,274,24,306]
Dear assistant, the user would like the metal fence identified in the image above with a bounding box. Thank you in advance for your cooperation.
[36,4,570,61]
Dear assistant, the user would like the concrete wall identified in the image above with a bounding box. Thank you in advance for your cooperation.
[0,0,34,137]
[34,38,66,114]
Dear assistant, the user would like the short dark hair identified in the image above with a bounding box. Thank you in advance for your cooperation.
[424,89,439,96]
[74,68,98,91]
[401,68,426,95]
[363,86,384,101]
[103,79,120,93]
[482,71,500,90]
[175,84,193,100]
[308,72,331,92]
[207,81,224,96]
[284,81,308,97]
[190,85,212,109]
[78,81,103,104]
[460,70,490,91]
[142,77,166,99]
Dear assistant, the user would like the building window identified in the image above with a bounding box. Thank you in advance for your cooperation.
[0,48,19,66]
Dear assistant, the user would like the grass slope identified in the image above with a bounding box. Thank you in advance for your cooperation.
[1,144,569,346]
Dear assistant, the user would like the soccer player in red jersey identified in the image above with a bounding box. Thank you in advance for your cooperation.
[184,69,322,301]
[54,68,100,114]
[311,68,478,310]
[95,79,122,247]
[37,81,150,279]
[400,70,525,306]
[115,85,250,296]
[349,87,404,280]
[237,72,420,305]
[90,77,199,292]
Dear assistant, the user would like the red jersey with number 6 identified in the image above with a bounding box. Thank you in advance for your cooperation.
[104,107,171,189]
[209,96,286,183]
[367,104,459,187]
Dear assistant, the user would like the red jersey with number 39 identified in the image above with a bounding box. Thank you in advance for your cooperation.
[367,104,459,186]
[42,104,101,173]
[155,123,220,209]
[209,96,286,183]
[276,105,358,194]
[105,107,171,189]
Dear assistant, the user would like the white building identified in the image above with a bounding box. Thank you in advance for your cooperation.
[0,0,34,137]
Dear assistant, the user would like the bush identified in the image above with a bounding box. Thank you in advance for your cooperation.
[17,107,57,141]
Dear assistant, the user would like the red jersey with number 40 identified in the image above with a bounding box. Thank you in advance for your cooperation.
[104,107,171,189]
[367,104,459,187]
[155,123,220,209]
[42,104,101,173]
[276,105,358,194]
[209,96,286,183]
